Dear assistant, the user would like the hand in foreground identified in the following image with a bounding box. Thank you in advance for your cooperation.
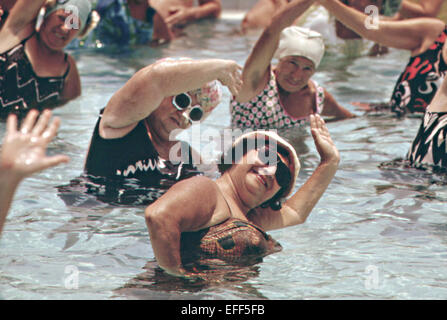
[0,109,70,182]
[309,114,340,165]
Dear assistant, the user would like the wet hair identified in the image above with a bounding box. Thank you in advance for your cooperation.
[218,138,291,211]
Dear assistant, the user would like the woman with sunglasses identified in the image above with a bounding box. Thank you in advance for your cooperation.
[318,0,447,116]
[145,114,340,278]
[0,0,98,118]
[64,58,242,206]
[231,0,355,131]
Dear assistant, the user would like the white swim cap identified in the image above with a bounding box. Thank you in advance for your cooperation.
[274,26,325,69]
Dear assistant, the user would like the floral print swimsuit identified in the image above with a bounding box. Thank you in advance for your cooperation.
[230,70,325,129]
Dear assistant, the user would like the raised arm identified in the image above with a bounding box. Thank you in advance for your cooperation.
[249,114,340,231]
[101,58,242,132]
[144,176,223,277]
[0,110,69,235]
[320,0,445,53]
[236,0,316,102]
[0,0,47,34]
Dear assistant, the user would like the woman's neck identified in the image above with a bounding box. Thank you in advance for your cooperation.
[145,118,176,160]
[215,174,252,221]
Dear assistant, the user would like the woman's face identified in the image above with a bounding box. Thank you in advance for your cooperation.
[275,56,315,93]
[230,146,290,207]
[39,9,81,50]
[148,93,202,141]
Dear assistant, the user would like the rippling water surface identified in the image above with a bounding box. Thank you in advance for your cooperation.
[1,9,446,299]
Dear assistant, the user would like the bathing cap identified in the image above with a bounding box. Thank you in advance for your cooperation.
[230,130,300,199]
[190,80,223,117]
[274,26,325,69]
[45,0,92,32]
[155,57,223,121]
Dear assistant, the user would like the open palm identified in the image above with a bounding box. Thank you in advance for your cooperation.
[1,110,69,180]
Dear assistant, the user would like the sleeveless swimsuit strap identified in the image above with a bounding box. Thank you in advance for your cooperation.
[20,32,71,80]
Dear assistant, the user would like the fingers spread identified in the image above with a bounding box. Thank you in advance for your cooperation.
[31,109,53,136]
[20,109,39,135]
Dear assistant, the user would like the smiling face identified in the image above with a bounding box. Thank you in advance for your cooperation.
[275,56,316,93]
[229,147,291,208]
[39,9,81,50]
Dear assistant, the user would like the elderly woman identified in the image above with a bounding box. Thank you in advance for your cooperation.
[56,58,242,206]
[320,0,447,116]
[0,0,97,118]
[145,114,340,278]
[231,0,355,130]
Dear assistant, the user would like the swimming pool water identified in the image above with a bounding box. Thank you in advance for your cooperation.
[0,8,446,300]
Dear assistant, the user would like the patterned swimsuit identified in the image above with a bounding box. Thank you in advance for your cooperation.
[0,34,69,118]
[230,70,325,129]
[406,110,447,170]
[390,26,447,116]
[181,218,282,266]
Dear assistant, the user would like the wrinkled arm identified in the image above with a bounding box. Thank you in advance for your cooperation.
[145,176,218,277]
[101,58,241,132]
[236,0,316,102]
[0,0,47,34]
[249,114,340,231]
[0,110,69,235]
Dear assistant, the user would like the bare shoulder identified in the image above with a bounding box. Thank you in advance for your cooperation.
[174,175,218,194]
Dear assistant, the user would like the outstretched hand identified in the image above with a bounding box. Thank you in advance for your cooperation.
[309,114,340,165]
[1,109,70,182]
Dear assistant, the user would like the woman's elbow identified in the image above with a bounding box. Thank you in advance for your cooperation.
[145,205,167,233]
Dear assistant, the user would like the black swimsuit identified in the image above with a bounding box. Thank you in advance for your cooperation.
[0,34,69,118]
[58,109,202,206]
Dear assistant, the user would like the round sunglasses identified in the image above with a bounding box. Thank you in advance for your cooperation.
[172,93,204,123]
